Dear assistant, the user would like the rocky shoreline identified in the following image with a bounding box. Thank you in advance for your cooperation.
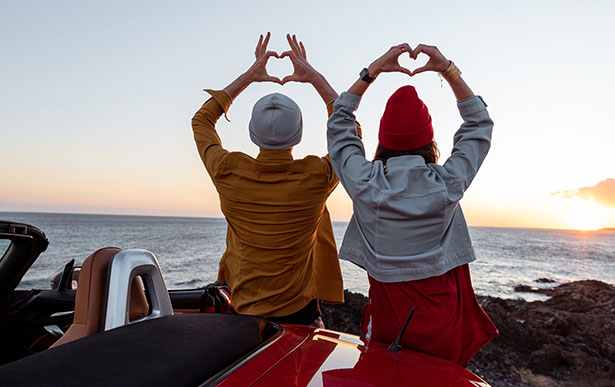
[320,280,615,387]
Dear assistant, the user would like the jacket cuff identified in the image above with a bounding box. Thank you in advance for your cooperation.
[335,92,362,111]
[204,89,232,121]
[457,95,488,116]
[326,100,334,116]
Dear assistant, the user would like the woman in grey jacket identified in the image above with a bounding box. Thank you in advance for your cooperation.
[326,43,497,366]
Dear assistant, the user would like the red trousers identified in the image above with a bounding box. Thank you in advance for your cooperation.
[361,264,498,367]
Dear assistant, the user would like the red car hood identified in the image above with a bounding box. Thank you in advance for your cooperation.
[218,324,490,386]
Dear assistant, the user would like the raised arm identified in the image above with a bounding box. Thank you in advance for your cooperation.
[328,42,493,200]
[327,44,420,198]
[406,44,492,197]
[192,32,282,177]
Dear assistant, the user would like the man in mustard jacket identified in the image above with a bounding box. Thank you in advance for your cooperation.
[192,33,352,326]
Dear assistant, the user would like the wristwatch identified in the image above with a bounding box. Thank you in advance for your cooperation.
[359,68,375,84]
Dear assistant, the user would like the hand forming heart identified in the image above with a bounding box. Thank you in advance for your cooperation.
[246,32,322,86]
[245,32,283,84]
[246,33,451,88]
[367,43,450,78]
[409,44,450,75]
[279,34,317,84]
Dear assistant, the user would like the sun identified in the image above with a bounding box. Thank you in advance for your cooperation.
[563,198,604,231]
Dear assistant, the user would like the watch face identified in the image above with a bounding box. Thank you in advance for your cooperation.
[360,68,372,83]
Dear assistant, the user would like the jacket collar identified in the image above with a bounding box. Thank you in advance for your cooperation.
[385,155,428,168]
[256,150,294,162]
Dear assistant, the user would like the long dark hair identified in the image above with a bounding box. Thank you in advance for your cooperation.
[373,141,440,166]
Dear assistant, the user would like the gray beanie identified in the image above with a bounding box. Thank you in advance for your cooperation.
[249,93,303,150]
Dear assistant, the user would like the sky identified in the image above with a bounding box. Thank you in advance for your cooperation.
[1,1,614,230]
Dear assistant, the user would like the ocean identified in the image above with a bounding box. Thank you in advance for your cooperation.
[2,212,614,301]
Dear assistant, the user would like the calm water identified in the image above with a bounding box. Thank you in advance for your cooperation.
[2,212,614,301]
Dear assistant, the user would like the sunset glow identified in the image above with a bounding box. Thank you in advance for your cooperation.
[562,199,607,231]
[1,1,615,231]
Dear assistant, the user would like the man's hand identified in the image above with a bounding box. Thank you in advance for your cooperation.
[367,43,414,79]
[223,32,282,99]
[410,44,449,75]
[245,32,283,84]
[280,34,319,84]
[280,34,338,104]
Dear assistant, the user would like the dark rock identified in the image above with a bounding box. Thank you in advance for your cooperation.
[514,284,554,296]
[321,290,367,336]
[536,278,556,283]
[320,280,615,387]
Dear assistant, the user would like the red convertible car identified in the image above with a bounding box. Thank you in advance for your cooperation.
[0,220,490,386]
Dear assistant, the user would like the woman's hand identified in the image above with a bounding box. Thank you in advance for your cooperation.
[410,44,450,75]
[348,43,413,97]
[367,43,413,78]
[244,32,283,84]
[412,44,473,100]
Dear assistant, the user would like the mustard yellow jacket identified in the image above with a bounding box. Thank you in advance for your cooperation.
[192,90,345,317]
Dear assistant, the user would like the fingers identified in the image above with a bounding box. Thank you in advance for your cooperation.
[255,34,264,57]
[287,34,301,55]
[281,75,294,84]
[286,34,296,51]
[411,44,437,59]
[411,45,424,59]
[381,43,411,64]
[286,34,306,57]
[411,43,448,72]
[256,32,273,57]
[410,65,429,76]
[396,43,412,53]
[266,76,283,85]
[292,34,303,55]
[397,66,413,77]
[253,33,313,85]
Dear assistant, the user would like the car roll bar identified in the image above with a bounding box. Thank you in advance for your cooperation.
[103,249,173,331]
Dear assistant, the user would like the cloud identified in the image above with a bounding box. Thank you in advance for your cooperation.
[551,178,615,208]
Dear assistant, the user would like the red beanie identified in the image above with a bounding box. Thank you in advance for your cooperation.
[379,85,433,151]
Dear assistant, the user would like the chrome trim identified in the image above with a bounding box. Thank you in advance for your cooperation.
[104,249,173,331]
[313,328,364,345]
[50,311,74,318]
[43,325,64,339]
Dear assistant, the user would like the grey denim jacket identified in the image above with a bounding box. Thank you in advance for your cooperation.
[327,92,493,282]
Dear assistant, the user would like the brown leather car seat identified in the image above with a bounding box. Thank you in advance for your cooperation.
[51,247,149,348]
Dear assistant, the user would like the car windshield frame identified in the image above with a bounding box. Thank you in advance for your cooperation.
[0,221,49,300]
[0,239,12,262]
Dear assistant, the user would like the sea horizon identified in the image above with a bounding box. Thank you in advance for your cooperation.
[2,211,614,302]
[2,210,613,233]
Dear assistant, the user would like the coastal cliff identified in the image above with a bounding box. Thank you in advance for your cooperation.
[320,280,615,387]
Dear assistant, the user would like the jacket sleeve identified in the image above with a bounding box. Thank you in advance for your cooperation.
[321,99,363,192]
[191,89,232,178]
[326,92,375,199]
[437,95,493,202]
